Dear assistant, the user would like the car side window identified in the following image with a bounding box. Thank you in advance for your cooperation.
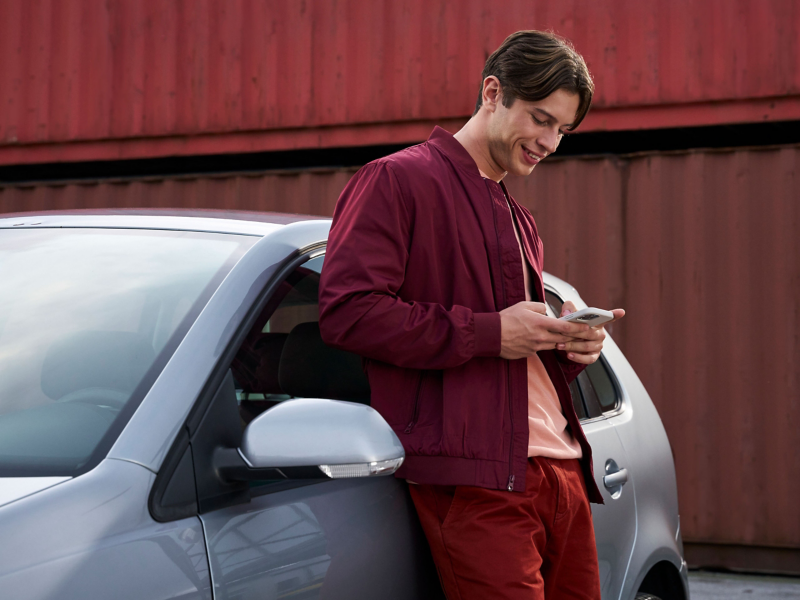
[568,379,588,420]
[543,291,591,420]
[231,255,324,426]
[544,289,620,418]
[582,359,620,413]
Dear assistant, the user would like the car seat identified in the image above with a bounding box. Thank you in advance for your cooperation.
[278,322,371,404]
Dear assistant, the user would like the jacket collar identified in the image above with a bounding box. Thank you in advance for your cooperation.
[427,126,514,198]
[427,126,485,182]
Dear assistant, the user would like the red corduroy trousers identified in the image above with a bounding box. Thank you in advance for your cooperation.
[409,457,602,600]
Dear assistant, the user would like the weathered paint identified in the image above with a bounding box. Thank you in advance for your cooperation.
[1,0,799,164]
[2,145,799,572]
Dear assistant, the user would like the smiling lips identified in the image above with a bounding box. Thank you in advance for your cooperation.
[521,145,544,165]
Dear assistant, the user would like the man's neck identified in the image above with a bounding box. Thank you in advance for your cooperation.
[453,118,507,183]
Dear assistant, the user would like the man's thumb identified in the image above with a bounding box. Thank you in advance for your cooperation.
[526,301,547,315]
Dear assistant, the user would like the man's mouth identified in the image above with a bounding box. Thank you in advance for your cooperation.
[522,145,544,164]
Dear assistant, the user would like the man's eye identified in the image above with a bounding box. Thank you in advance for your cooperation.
[532,116,547,126]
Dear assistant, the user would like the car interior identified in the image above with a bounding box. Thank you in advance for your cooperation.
[230,256,370,428]
[232,321,370,426]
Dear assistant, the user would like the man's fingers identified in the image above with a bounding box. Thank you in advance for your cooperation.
[556,340,604,353]
[609,308,626,322]
[560,301,577,318]
[548,318,591,336]
[539,331,579,344]
[519,301,548,315]
[565,351,600,365]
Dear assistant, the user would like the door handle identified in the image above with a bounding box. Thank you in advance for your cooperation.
[603,459,628,499]
[603,468,628,488]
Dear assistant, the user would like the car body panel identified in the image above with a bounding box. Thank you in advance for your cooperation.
[582,417,638,599]
[0,477,71,508]
[201,477,441,600]
[0,459,212,600]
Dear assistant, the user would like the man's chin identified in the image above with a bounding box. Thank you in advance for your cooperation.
[507,162,537,177]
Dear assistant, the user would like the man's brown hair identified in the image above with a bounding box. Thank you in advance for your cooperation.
[474,30,594,131]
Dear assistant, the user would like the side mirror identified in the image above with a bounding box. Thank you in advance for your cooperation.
[216,398,405,481]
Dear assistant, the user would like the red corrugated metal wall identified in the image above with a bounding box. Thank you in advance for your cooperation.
[2,0,800,164]
[2,145,799,571]
[0,168,355,216]
[508,147,800,566]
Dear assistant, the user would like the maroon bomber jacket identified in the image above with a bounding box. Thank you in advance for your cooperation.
[318,126,603,503]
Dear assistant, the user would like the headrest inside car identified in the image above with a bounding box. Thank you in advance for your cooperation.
[231,333,288,395]
[278,322,371,403]
[41,331,156,400]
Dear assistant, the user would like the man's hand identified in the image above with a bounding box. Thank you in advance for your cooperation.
[499,301,593,360]
[555,301,626,365]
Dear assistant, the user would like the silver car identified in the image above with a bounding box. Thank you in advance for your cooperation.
[0,210,688,600]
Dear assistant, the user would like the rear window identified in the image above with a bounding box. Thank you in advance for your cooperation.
[0,228,257,477]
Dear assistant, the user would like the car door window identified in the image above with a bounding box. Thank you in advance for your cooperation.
[544,290,592,420]
[231,255,324,425]
[568,379,588,420]
[581,359,620,414]
[572,362,623,419]
[544,289,620,419]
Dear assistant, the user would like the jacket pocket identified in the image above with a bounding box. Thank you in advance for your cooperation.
[441,358,507,460]
[404,371,425,434]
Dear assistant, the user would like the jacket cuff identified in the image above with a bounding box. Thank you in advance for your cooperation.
[473,312,502,357]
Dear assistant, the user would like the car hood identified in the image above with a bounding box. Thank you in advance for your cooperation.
[0,477,71,509]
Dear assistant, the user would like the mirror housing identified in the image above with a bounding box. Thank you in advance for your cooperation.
[217,398,405,481]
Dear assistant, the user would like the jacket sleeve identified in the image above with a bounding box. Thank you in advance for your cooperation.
[555,351,587,384]
[318,161,501,370]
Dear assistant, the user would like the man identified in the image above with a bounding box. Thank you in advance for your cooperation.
[319,30,624,599]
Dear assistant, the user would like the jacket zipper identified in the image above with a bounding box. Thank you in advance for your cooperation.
[404,372,425,434]
[491,189,516,492]
[505,356,515,492]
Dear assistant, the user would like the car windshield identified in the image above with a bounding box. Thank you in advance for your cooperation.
[0,227,258,477]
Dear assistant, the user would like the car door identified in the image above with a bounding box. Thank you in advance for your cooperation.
[192,253,443,600]
[546,289,637,600]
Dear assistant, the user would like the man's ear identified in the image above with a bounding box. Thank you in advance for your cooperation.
[482,76,501,113]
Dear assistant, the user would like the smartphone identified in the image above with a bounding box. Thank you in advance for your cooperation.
[559,307,614,327]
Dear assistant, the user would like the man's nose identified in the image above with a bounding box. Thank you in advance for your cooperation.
[537,128,559,154]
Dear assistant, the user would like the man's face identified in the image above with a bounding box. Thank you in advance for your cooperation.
[485,87,580,177]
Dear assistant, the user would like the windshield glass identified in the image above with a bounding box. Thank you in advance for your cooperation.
[0,228,257,477]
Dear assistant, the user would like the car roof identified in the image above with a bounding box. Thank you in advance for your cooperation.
[0,208,330,237]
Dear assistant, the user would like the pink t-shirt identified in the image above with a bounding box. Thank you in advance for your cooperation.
[486,175,582,460]
[512,214,582,459]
